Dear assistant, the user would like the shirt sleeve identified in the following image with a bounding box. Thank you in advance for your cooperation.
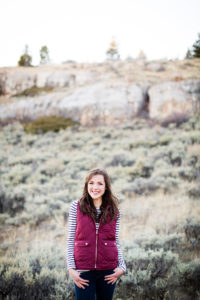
[66,200,78,270]
[116,208,127,273]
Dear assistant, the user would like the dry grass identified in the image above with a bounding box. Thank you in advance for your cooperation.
[120,190,200,240]
[2,188,199,263]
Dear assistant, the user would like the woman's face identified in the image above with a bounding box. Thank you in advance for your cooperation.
[87,174,106,201]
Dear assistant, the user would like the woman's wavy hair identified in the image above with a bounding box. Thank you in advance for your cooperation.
[79,168,118,223]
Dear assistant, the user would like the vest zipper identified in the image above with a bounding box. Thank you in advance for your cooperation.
[94,215,102,269]
[94,228,98,268]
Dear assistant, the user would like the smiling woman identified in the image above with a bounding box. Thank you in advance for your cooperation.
[88,174,106,207]
[66,167,126,300]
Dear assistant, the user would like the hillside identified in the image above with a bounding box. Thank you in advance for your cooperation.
[0,58,200,299]
[0,59,200,126]
[0,115,200,299]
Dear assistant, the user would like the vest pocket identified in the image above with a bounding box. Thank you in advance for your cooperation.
[75,241,89,246]
[102,240,118,262]
[74,241,90,263]
[103,240,117,247]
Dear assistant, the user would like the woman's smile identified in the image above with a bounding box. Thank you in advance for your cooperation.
[88,174,106,200]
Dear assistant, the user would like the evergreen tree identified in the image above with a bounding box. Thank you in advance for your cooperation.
[185,48,192,59]
[192,33,200,58]
[18,45,32,67]
[185,33,200,59]
[40,45,50,64]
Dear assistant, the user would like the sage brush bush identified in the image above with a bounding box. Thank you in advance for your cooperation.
[0,244,74,300]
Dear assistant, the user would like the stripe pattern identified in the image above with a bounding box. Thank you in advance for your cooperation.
[66,200,126,273]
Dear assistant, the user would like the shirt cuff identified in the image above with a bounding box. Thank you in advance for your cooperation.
[118,264,126,274]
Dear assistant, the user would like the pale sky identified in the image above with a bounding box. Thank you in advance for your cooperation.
[0,0,199,66]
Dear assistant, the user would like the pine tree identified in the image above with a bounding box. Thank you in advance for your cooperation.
[40,45,50,64]
[192,33,200,58]
[185,49,192,59]
[185,33,200,59]
[18,45,32,67]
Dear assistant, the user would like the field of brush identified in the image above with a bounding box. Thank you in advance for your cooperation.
[0,117,200,299]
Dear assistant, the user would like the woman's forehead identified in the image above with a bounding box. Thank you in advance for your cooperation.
[89,174,105,182]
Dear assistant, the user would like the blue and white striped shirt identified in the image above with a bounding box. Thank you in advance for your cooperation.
[66,200,126,273]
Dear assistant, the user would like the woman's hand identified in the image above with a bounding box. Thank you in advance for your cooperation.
[104,267,124,285]
[68,269,89,289]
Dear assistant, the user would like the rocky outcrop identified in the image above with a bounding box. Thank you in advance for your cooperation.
[0,82,146,126]
[0,61,199,126]
[0,68,98,96]
[58,82,147,125]
[146,62,165,72]
[0,70,36,95]
[148,79,200,119]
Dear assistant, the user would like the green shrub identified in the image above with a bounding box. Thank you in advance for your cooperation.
[0,188,25,217]
[18,45,32,67]
[115,246,179,299]
[0,237,199,300]
[128,134,172,149]
[128,160,154,179]
[189,131,200,144]
[177,262,200,298]
[178,166,199,181]
[184,220,200,247]
[23,116,79,134]
[2,164,33,185]
[0,246,73,300]
[122,175,180,196]
[14,85,54,97]
[168,143,187,166]
[136,233,184,252]
[187,185,200,199]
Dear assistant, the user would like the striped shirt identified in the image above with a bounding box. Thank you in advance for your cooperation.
[66,200,126,273]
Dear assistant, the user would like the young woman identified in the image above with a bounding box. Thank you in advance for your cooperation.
[66,168,126,300]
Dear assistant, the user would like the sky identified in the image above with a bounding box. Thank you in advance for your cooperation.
[0,0,200,67]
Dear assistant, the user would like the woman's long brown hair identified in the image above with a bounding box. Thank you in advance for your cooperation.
[79,168,118,223]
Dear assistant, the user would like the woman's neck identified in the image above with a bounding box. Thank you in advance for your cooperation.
[93,198,102,209]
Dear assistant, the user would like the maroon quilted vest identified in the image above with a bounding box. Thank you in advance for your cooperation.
[74,202,118,270]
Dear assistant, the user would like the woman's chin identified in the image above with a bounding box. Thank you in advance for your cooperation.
[91,194,101,199]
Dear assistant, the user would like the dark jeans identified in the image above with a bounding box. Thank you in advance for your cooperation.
[74,269,117,300]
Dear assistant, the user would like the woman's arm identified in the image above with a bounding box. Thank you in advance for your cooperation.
[66,200,78,270]
[115,208,126,273]
[104,208,126,284]
[67,200,90,289]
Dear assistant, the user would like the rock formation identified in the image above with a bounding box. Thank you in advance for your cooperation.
[149,79,200,119]
[0,82,146,126]
[0,59,199,125]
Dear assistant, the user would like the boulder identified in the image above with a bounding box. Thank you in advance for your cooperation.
[57,82,146,125]
[0,68,100,96]
[149,79,200,120]
[36,71,75,88]
[0,69,77,96]
[0,70,36,95]
[0,82,146,126]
